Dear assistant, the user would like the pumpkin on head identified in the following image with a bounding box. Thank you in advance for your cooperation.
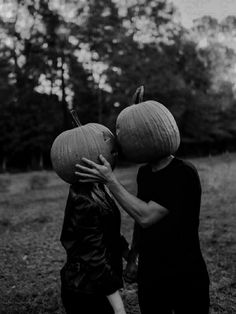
[116,86,180,163]
[51,110,116,184]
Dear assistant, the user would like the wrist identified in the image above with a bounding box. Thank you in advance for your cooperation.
[106,175,119,189]
[128,249,138,263]
[114,306,125,314]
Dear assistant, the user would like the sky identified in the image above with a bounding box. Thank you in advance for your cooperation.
[172,0,236,28]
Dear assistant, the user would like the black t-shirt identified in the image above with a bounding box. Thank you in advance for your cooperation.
[137,157,209,282]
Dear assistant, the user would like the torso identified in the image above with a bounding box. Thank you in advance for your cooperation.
[137,158,209,282]
[60,183,123,293]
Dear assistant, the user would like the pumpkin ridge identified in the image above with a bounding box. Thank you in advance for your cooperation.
[89,125,102,164]
[138,104,151,160]
[130,105,140,159]
[145,102,163,159]
[151,102,168,155]
[61,133,68,180]
[160,104,180,152]
[156,103,169,156]
[155,103,172,153]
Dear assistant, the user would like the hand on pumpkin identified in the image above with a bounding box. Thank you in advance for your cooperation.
[75,154,117,184]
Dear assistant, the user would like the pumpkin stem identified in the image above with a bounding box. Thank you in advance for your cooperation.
[70,109,82,127]
[132,85,144,104]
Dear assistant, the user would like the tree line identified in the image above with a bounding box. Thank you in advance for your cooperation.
[0,0,236,171]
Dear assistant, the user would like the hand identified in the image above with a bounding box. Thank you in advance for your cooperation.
[124,260,138,284]
[114,308,126,314]
[75,155,117,184]
[107,290,126,314]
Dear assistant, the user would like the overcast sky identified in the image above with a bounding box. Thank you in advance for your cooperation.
[172,0,236,28]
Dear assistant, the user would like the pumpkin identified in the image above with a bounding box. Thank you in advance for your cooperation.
[116,86,180,163]
[51,110,116,184]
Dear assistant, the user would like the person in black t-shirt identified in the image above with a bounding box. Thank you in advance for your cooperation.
[133,157,209,314]
[74,82,209,314]
[75,154,210,314]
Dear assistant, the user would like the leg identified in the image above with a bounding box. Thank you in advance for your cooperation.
[138,283,172,314]
[61,288,114,314]
[173,279,210,314]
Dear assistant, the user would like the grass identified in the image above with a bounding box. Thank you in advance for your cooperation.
[0,153,236,313]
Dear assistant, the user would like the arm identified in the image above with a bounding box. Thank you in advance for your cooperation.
[124,221,140,283]
[75,155,169,228]
[107,291,126,314]
[106,176,168,227]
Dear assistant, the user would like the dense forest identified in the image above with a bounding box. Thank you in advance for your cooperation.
[1,0,236,170]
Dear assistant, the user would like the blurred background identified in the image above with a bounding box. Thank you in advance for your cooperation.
[1,0,236,171]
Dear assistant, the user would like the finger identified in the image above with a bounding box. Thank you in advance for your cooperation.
[99,154,110,167]
[75,164,97,175]
[76,173,104,183]
[75,171,100,180]
[81,157,101,169]
[79,178,103,183]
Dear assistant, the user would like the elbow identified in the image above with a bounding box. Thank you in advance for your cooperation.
[137,203,168,228]
[135,202,165,228]
[137,216,152,229]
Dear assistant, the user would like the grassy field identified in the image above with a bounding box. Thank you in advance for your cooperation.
[0,153,236,313]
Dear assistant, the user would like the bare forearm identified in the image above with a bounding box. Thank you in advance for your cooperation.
[107,177,168,227]
[107,291,126,314]
[76,155,168,227]
[107,177,149,225]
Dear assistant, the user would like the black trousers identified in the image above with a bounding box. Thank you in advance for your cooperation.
[138,276,210,314]
[61,288,114,314]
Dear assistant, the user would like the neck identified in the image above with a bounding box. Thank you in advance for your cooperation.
[150,155,174,172]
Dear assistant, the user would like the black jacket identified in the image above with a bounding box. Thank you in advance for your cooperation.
[60,183,128,295]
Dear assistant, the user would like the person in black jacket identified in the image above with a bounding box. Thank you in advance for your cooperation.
[75,154,210,314]
[60,181,129,314]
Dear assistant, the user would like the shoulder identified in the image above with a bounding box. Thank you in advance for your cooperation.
[175,158,199,176]
[68,184,100,217]
[70,184,93,203]
[173,158,201,188]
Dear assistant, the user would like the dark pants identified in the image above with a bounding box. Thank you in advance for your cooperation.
[138,276,210,314]
[61,288,114,314]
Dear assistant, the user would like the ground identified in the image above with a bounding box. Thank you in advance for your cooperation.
[0,153,236,313]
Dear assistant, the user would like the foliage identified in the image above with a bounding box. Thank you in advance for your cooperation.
[0,0,236,170]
